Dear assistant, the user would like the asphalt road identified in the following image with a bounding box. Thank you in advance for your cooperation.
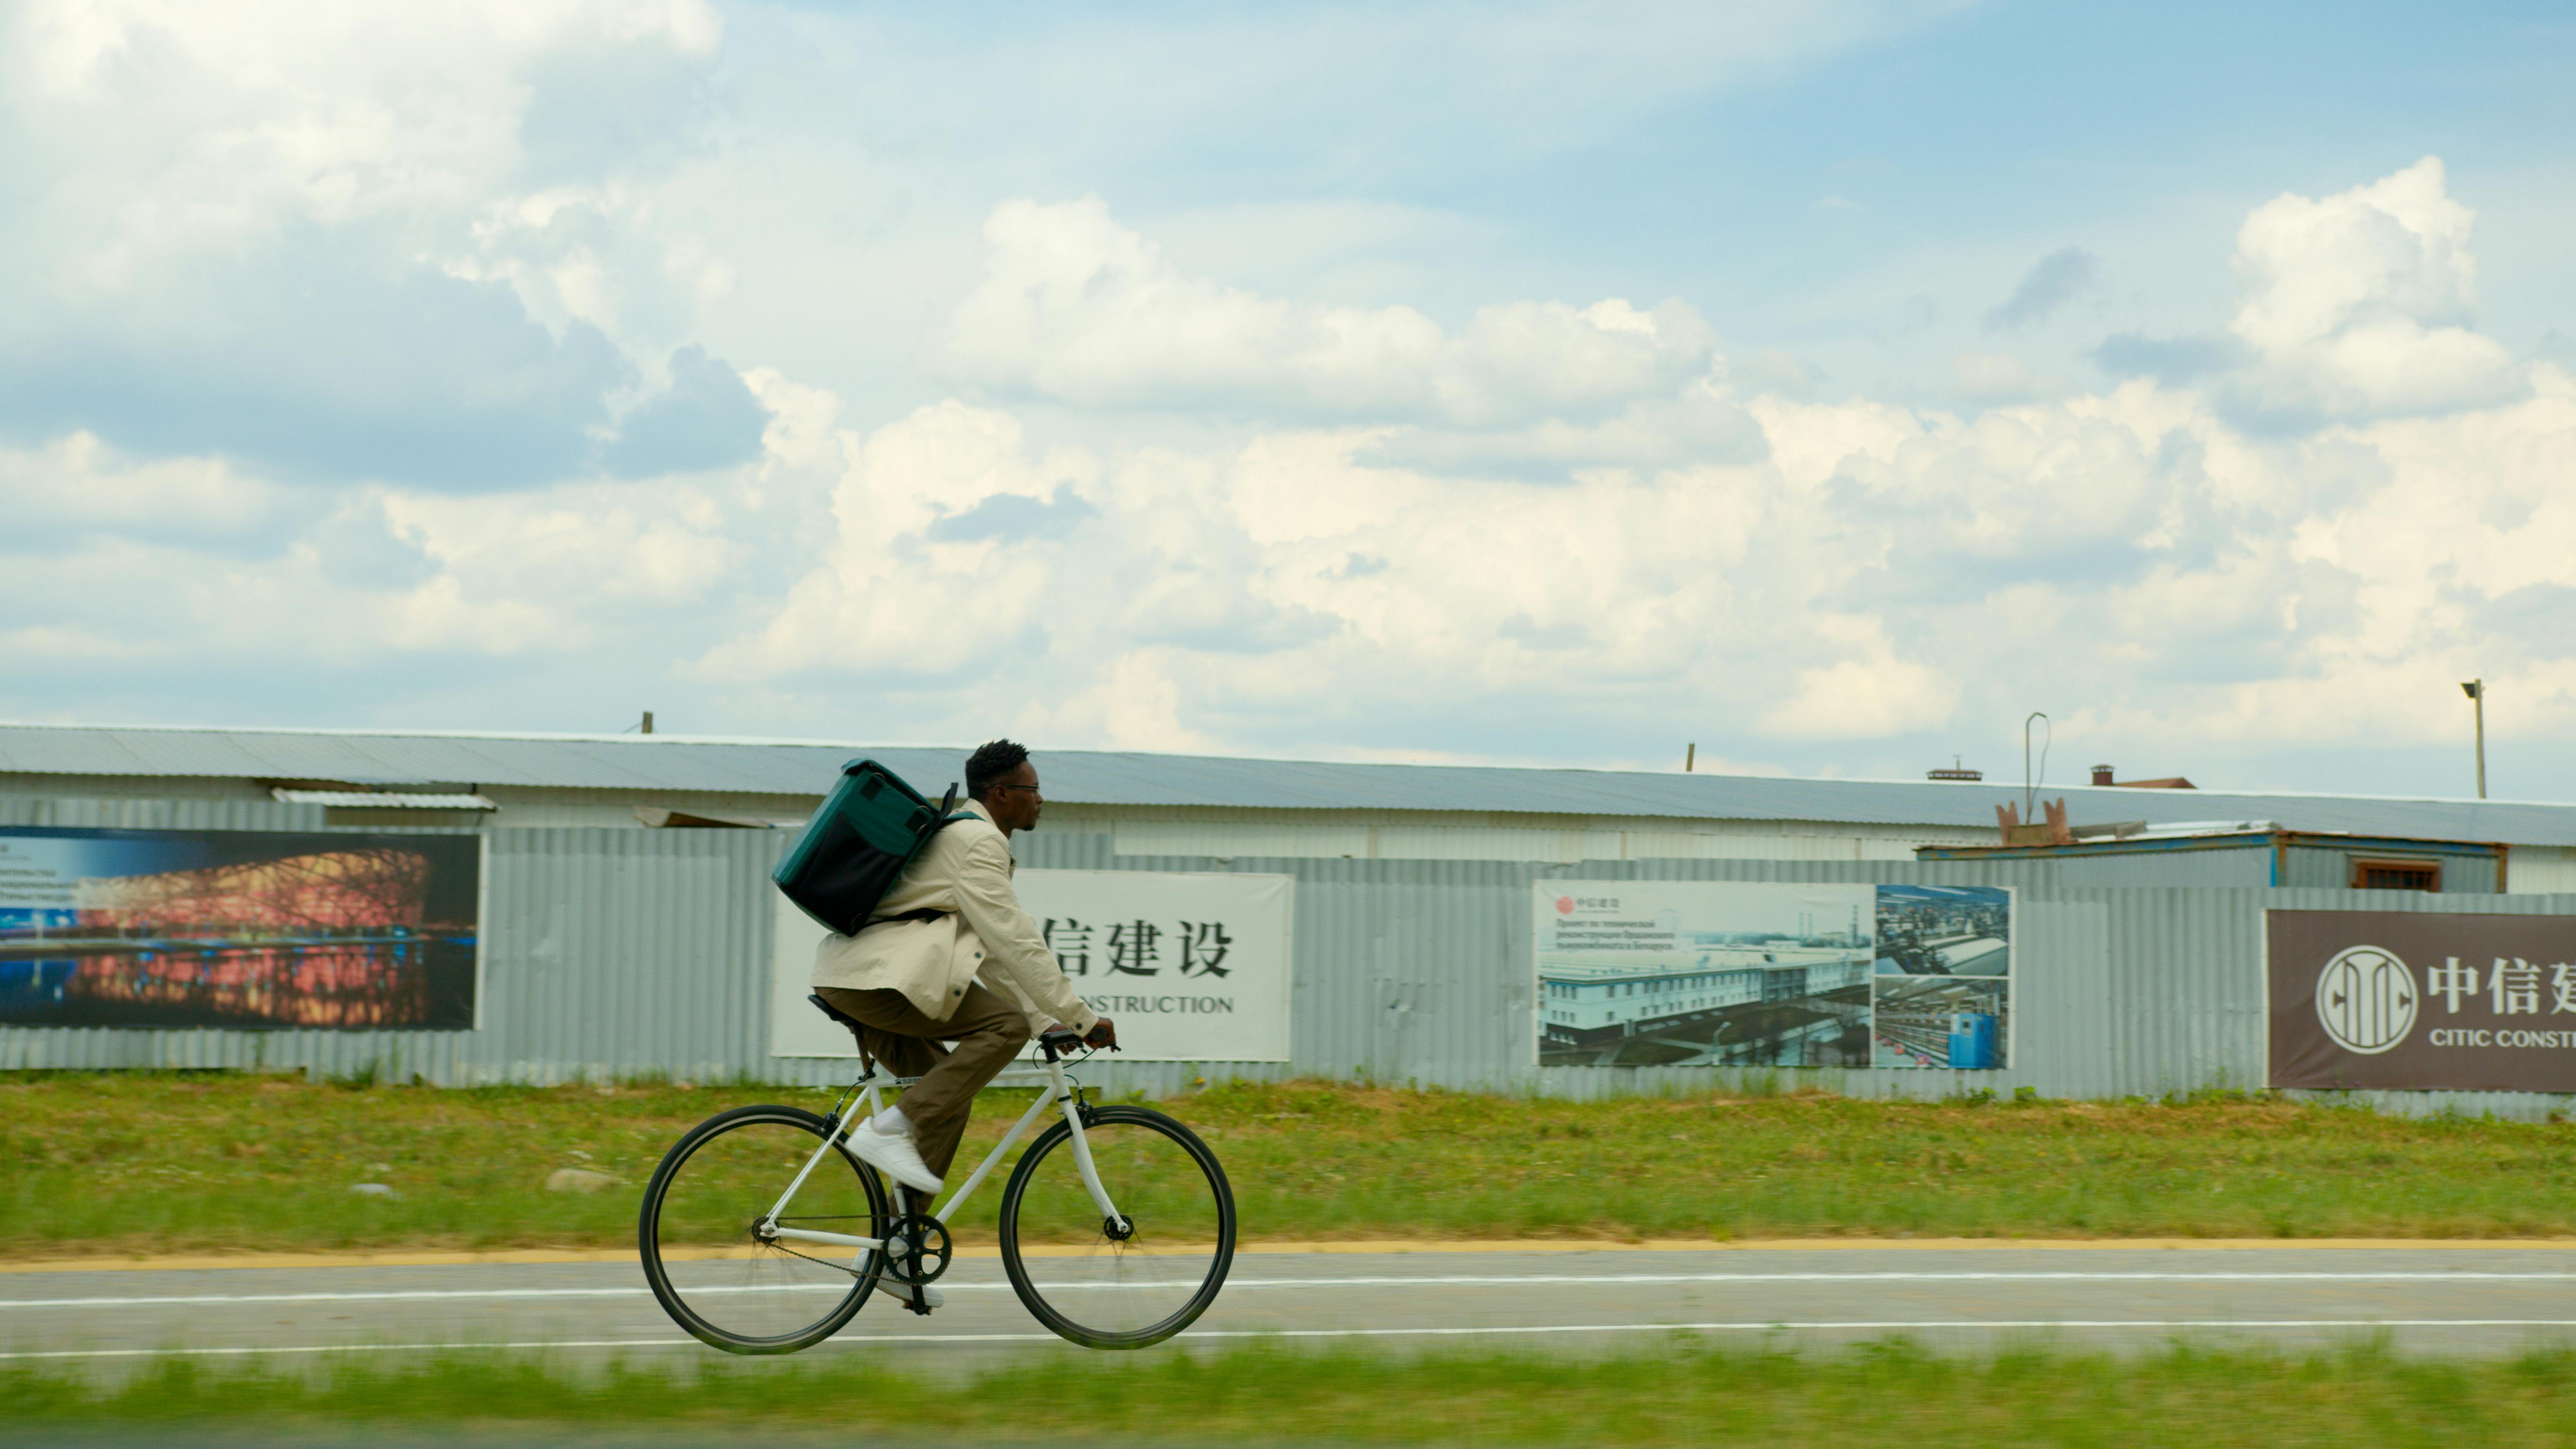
[11,1244,2576,1366]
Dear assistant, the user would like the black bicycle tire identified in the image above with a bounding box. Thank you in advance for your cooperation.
[997,1105,1236,1349]
[637,1103,887,1354]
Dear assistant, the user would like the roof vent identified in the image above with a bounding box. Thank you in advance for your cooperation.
[2090,764,2197,789]
[1927,756,1982,782]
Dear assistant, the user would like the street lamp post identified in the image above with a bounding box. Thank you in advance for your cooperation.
[2461,679,2486,800]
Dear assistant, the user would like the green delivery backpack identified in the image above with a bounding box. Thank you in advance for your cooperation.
[772,759,968,935]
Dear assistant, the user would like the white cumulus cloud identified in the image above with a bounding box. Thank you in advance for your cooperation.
[2228,157,2524,418]
[676,164,2576,768]
[5,142,2573,788]
[935,197,1721,428]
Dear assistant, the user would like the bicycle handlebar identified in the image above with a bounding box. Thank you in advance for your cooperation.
[1037,1020,1120,1060]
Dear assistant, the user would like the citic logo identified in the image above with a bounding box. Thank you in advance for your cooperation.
[2316,945,2417,1055]
[1555,896,1575,915]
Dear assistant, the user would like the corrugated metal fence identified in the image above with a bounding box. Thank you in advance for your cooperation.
[6,804,2576,1116]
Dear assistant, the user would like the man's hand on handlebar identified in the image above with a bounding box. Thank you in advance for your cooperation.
[1036,1018,1117,1056]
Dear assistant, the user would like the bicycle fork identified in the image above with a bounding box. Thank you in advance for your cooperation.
[1055,1091,1128,1237]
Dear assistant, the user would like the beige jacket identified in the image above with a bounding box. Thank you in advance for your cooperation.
[810,800,1100,1034]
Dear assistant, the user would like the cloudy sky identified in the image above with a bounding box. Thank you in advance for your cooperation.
[4,0,2573,799]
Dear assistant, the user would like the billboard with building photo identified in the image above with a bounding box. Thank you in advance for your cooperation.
[0,827,482,1030]
[1534,881,2016,1070]
[1535,883,1879,1068]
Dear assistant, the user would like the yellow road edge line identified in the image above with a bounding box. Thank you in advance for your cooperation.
[11,1236,2576,1274]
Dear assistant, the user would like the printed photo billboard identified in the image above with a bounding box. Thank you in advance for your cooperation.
[1872,974,2010,1069]
[1535,881,2013,1070]
[2269,910,2576,1092]
[1870,884,2012,1070]
[0,827,483,1031]
[773,869,1293,1062]
[1873,884,2011,977]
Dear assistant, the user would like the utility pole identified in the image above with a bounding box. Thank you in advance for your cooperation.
[2460,680,2485,799]
[1684,743,1695,772]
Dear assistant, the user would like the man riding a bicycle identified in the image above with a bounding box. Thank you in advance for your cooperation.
[641,742,1232,1350]
[811,740,1115,1218]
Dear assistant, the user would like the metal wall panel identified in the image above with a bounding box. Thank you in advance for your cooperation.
[1914,844,2271,890]
[2013,898,2116,1099]
[2514,847,2576,895]
[1110,818,1372,859]
[2093,886,2253,1096]
[2047,846,2269,890]
[2276,847,2350,891]
[2278,844,2502,893]
[0,823,789,1086]
[9,806,2576,1116]
[1927,841,2509,894]
[2072,885,2576,1112]
[0,796,327,831]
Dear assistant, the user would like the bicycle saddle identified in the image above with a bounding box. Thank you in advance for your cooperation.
[808,993,867,1050]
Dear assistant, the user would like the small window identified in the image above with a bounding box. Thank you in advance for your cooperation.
[2350,858,2440,892]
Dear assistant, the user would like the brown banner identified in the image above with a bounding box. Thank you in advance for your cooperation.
[2269,911,2576,1092]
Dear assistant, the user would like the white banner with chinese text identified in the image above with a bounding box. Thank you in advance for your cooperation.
[770,869,1293,1061]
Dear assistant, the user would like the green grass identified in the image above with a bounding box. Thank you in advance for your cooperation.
[13,1340,2576,1446]
[6,1070,2576,1257]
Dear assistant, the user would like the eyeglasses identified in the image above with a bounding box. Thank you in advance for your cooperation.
[993,782,1043,796]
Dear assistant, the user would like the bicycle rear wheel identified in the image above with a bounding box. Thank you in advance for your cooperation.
[998,1105,1235,1348]
[639,1104,890,1353]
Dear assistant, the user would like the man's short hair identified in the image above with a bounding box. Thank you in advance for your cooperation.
[965,739,1032,799]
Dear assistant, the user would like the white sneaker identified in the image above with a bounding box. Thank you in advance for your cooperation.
[878,1279,944,1309]
[844,1120,943,1194]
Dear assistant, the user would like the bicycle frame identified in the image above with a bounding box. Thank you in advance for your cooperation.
[756,1051,1122,1265]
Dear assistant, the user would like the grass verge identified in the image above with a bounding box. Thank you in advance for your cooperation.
[6,1070,2576,1258]
[10,1340,2576,1446]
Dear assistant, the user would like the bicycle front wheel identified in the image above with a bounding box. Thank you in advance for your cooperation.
[998,1105,1236,1348]
[639,1104,891,1354]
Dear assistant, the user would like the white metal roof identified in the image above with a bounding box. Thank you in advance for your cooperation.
[3,721,2573,845]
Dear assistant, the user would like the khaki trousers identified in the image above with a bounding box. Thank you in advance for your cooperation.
[814,983,1031,1180]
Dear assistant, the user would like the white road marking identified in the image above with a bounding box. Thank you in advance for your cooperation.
[15,1318,2576,1361]
[5,1287,734,1309]
[1208,1319,2576,1340]
[10,1270,2576,1311]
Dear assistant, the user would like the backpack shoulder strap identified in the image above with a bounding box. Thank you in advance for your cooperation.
[909,785,978,856]
[929,783,977,834]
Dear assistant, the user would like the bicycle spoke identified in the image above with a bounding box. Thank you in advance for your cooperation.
[641,1107,887,1353]
[1001,1108,1233,1347]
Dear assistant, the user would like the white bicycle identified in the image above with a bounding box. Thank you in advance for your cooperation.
[638,999,1236,1353]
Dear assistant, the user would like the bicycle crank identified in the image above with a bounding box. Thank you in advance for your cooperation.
[881,1213,952,1285]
